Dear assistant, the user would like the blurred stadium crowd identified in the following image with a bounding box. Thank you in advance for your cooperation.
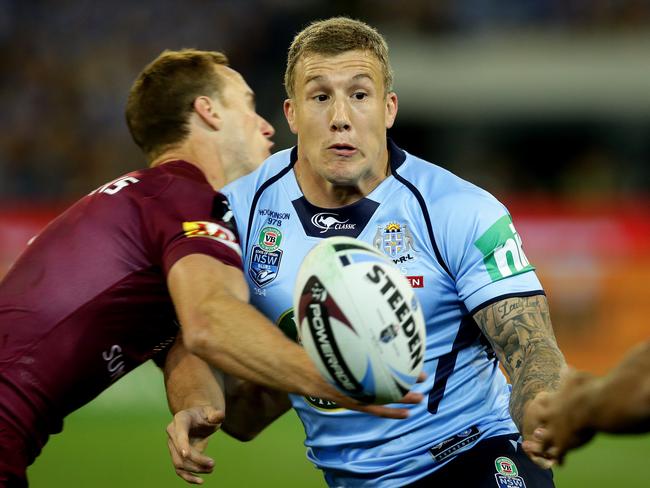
[1,0,649,202]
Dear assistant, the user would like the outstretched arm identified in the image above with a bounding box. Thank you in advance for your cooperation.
[167,253,423,417]
[473,294,566,467]
[523,340,650,464]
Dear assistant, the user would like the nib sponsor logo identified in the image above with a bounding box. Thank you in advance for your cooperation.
[311,212,356,234]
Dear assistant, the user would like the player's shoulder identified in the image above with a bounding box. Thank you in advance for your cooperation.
[396,148,505,217]
[222,148,294,199]
[91,161,210,201]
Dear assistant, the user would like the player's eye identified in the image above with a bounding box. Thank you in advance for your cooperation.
[314,94,329,102]
[352,92,368,100]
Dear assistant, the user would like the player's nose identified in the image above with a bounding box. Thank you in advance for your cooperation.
[260,116,275,139]
[330,99,351,132]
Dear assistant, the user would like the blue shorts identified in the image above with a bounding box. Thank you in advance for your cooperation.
[406,434,554,488]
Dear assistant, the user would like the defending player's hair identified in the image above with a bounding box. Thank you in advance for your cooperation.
[126,49,229,161]
[284,17,394,99]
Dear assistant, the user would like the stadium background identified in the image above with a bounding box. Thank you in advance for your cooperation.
[1,1,648,486]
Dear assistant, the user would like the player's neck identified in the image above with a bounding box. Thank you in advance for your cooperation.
[150,145,226,190]
[294,158,389,208]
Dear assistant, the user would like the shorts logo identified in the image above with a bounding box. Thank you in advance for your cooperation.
[182,221,241,256]
[474,215,534,282]
[248,245,283,287]
[258,226,282,252]
[494,456,526,488]
[373,222,418,265]
[311,212,355,233]
[429,426,481,462]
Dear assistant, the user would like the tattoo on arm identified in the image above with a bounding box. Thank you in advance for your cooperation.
[473,295,566,430]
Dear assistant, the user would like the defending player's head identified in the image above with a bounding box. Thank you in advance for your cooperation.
[126,49,274,179]
[282,18,398,195]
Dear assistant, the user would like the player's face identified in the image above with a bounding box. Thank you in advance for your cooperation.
[216,67,275,176]
[284,50,397,189]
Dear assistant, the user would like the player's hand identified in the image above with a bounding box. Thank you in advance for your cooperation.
[166,405,225,484]
[521,392,557,469]
[328,372,427,419]
[522,369,596,467]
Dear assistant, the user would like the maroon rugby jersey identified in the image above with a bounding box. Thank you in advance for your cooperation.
[0,161,241,460]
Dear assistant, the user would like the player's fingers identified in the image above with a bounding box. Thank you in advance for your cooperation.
[175,467,205,485]
[169,439,214,474]
[416,371,427,383]
[201,405,225,425]
[167,416,192,458]
[522,447,556,470]
[167,438,185,469]
[399,391,424,404]
[531,455,556,470]
[521,439,545,458]
[183,447,215,472]
[359,404,410,419]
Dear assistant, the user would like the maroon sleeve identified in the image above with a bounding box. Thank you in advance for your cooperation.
[140,170,243,275]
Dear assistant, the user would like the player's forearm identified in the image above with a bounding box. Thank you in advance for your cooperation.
[164,336,226,414]
[473,295,566,431]
[221,376,291,441]
[183,293,336,401]
[579,341,650,433]
[509,340,565,430]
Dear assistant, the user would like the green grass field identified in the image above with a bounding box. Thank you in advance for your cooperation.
[28,363,650,487]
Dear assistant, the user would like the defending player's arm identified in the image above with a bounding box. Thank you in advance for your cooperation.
[220,375,291,441]
[473,294,566,465]
[164,336,225,485]
[168,253,423,419]
[523,340,650,464]
[163,340,291,486]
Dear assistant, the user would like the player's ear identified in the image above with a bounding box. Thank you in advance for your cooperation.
[385,92,398,130]
[194,96,222,131]
[283,99,298,135]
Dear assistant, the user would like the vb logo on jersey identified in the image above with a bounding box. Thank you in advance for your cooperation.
[249,226,284,287]
[475,216,534,282]
[494,456,526,488]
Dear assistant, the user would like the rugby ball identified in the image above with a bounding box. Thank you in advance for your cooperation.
[293,236,426,404]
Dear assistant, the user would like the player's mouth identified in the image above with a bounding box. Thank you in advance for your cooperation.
[327,143,357,157]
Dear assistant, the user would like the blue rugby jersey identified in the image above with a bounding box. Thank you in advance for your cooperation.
[222,141,543,487]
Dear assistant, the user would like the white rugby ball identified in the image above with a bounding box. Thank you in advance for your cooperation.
[293,236,426,404]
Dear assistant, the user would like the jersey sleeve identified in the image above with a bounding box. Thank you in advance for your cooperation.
[142,179,243,275]
[438,188,543,314]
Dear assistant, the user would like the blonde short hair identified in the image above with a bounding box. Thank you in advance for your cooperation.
[284,17,393,98]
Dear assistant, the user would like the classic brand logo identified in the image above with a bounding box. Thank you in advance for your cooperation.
[474,215,534,282]
[310,212,356,234]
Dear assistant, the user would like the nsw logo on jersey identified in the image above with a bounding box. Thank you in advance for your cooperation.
[249,246,283,287]
[474,215,534,282]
